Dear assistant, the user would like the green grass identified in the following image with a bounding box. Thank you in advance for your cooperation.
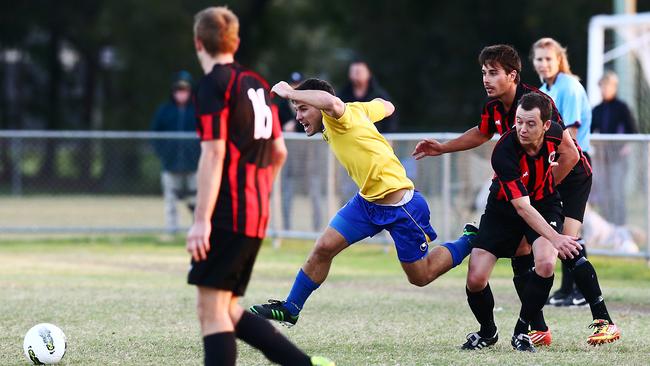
[1,237,649,365]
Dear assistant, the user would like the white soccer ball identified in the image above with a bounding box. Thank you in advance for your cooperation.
[23,323,67,365]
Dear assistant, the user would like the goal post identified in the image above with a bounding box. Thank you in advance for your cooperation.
[588,12,650,129]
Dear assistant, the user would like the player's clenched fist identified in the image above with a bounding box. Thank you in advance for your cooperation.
[271,81,293,99]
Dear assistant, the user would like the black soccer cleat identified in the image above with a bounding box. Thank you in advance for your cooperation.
[568,289,588,307]
[460,330,498,350]
[511,333,536,352]
[546,289,571,306]
[462,222,479,238]
[249,299,299,327]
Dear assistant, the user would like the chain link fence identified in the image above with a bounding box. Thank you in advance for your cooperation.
[0,131,648,259]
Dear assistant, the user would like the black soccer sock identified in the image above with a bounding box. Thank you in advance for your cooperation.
[467,284,497,338]
[559,259,575,293]
[235,311,311,366]
[511,254,548,331]
[517,272,554,334]
[564,255,613,323]
[203,332,236,366]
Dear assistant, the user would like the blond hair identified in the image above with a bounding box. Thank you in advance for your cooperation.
[193,6,239,56]
[531,37,574,77]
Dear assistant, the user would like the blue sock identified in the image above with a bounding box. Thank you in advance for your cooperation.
[284,269,320,316]
[441,234,473,267]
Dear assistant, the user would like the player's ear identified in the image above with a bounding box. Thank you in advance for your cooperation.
[543,120,551,131]
[194,37,204,52]
[509,70,517,82]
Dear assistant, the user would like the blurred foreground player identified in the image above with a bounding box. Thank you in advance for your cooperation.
[185,6,333,366]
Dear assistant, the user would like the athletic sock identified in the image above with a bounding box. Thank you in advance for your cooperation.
[518,272,554,334]
[566,255,613,323]
[589,298,613,324]
[203,332,236,366]
[285,269,320,316]
[511,254,548,331]
[441,235,473,267]
[235,311,311,366]
[466,284,497,338]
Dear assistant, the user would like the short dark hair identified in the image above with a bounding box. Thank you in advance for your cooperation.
[295,78,336,96]
[518,92,552,122]
[479,44,522,83]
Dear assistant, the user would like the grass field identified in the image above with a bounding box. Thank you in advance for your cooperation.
[1,237,649,365]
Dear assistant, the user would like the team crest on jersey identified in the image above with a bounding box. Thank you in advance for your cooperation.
[495,120,501,126]
[420,242,428,252]
[548,151,557,163]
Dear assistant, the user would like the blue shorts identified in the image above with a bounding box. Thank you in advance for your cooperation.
[330,191,437,263]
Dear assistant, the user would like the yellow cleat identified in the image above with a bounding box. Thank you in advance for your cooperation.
[311,356,335,366]
[587,319,621,346]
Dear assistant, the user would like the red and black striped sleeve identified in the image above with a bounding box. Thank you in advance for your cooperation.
[477,101,497,135]
[194,69,236,141]
[492,136,528,201]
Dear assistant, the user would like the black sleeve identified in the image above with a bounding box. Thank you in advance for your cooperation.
[546,121,564,142]
[195,73,229,141]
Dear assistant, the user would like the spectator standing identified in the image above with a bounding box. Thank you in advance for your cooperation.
[151,70,200,234]
[591,71,638,225]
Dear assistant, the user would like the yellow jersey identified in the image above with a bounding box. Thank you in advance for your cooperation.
[322,101,414,201]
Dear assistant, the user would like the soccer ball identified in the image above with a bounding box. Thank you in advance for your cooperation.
[23,323,67,365]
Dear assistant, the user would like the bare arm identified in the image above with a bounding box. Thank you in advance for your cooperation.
[412,126,492,160]
[270,137,288,181]
[272,81,345,119]
[186,140,226,261]
[566,126,578,139]
[552,130,580,184]
[510,196,581,259]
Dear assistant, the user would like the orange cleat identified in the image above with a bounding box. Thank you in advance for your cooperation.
[528,328,552,346]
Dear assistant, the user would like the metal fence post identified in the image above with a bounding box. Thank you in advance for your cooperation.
[271,171,283,249]
[327,149,337,221]
[647,140,650,266]
[441,152,451,241]
[10,137,23,196]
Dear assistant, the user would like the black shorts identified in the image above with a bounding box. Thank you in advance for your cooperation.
[187,228,263,296]
[557,152,592,222]
[473,192,564,258]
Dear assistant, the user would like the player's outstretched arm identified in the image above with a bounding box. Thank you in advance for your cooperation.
[510,196,581,259]
[271,81,345,119]
[412,126,492,160]
[187,140,226,262]
[552,130,579,184]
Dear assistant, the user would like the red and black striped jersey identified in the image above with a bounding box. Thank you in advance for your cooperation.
[490,121,564,202]
[478,83,564,135]
[478,82,592,177]
[194,63,282,238]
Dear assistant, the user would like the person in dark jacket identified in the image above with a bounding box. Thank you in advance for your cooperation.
[151,70,200,234]
[591,71,638,225]
[338,60,399,133]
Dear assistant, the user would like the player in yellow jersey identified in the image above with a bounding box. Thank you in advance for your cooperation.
[250,78,476,326]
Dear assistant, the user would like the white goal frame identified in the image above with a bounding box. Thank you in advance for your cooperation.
[587,12,650,106]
